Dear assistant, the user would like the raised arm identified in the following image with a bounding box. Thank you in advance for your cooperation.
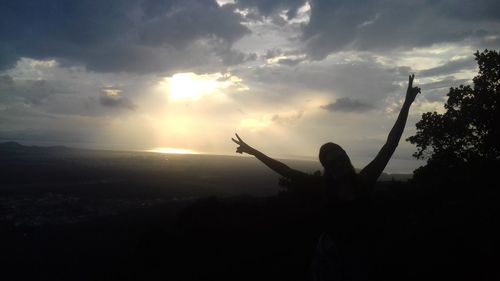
[231,133,308,181]
[359,74,421,186]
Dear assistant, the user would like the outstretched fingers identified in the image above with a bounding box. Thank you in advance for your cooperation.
[232,133,241,143]
[232,133,245,154]
[408,73,414,88]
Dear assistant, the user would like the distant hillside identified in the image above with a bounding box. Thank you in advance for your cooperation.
[0,141,412,181]
[0,141,25,149]
[0,141,68,151]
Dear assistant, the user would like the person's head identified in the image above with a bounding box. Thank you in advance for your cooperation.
[319,142,355,177]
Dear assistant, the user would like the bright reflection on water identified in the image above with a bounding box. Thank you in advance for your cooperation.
[148,147,198,155]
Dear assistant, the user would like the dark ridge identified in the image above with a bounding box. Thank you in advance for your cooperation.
[0,141,69,151]
[0,141,24,149]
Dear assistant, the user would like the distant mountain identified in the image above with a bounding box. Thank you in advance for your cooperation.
[0,141,24,149]
[0,141,69,151]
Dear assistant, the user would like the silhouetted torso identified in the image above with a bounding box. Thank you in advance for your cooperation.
[321,175,374,280]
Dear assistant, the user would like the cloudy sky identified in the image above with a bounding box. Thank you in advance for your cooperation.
[1,0,499,173]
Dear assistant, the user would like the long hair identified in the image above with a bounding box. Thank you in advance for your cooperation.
[319,142,355,172]
[319,142,357,196]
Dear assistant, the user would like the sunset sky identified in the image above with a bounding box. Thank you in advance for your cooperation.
[1,0,499,173]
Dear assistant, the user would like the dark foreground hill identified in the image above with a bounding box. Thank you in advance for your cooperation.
[0,142,498,280]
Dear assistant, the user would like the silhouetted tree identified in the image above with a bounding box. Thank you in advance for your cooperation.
[407,50,500,186]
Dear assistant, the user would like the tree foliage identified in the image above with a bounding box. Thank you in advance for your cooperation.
[407,50,500,184]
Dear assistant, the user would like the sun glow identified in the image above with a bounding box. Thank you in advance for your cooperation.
[167,73,217,101]
[158,72,246,102]
[148,147,198,154]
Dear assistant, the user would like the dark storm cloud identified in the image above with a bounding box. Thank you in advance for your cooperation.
[234,0,307,19]
[99,88,137,110]
[321,97,374,113]
[437,0,500,21]
[301,0,500,59]
[139,1,249,48]
[232,0,499,60]
[218,48,258,66]
[0,0,250,73]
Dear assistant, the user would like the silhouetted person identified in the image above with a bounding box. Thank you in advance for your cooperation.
[232,74,421,280]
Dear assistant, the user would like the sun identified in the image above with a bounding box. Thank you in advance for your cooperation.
[166,72,218,101]
[157,72,247,102]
